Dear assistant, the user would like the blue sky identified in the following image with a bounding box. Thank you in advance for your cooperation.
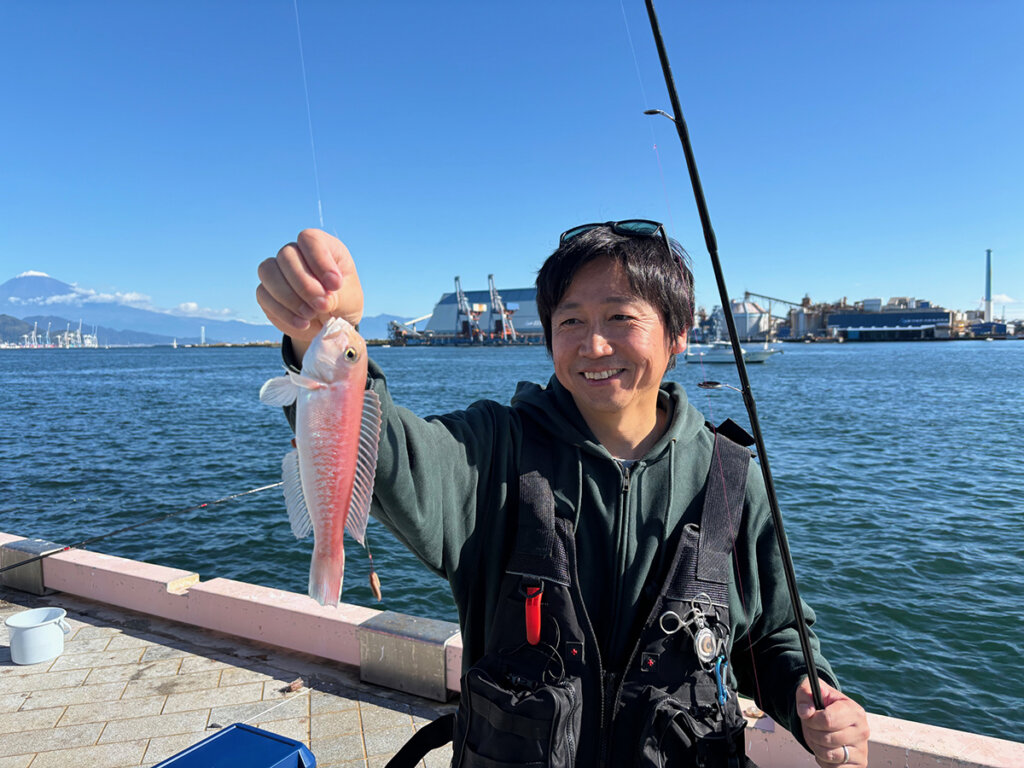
[2,1,1021,325]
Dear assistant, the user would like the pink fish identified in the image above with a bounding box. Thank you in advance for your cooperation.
[259,317,381,606]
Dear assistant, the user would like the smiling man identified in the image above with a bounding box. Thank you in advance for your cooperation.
[257,223,869,767]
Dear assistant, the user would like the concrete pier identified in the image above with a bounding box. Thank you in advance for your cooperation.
[1,532,1021,767]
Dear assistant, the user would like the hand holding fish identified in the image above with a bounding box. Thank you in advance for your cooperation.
[256,229,364,360]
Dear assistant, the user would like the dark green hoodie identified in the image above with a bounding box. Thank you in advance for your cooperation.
[361,357,837,739]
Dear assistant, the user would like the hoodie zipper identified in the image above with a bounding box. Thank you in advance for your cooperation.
[610,461,632,653]
[599,668,621,766]
[596,461,633,766]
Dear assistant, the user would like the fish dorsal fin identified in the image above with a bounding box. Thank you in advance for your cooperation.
[282,449,313,539]
[259,375,298,406]
[345,389,381,547]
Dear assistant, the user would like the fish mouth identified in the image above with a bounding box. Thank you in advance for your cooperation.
[322,316,350,341]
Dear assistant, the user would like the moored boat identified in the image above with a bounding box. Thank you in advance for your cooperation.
[686,341,742,364]
[686,340,781,364]
[745,343,781,363]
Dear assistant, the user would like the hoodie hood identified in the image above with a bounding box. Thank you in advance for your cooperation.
[510,373,706,462]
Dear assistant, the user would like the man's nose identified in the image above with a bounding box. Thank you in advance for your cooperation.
[580,329,613,357]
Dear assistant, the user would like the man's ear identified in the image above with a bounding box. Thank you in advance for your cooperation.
[670,333,687,355]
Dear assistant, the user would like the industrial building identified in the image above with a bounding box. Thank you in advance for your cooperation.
[827,298,954,340]
[778,249,1010,341]
[773,296,953,340]
[693,300,774,342]
[390,277,544,345]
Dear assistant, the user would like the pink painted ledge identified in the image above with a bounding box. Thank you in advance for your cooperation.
[2,533,1021,767]
[2,532,461,682]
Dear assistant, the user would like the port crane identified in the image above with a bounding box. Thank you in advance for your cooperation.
[454,276,484,341]
[742,291,802,313]
[387,313,433,342]
[741,291,802,342]
[487,275,517,342]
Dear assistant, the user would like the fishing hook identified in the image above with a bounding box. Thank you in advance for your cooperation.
[643,0,825,710]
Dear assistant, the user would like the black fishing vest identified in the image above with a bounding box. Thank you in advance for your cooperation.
[389,425,758,768]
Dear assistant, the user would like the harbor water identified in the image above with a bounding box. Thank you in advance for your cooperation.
[1,341,1022,742]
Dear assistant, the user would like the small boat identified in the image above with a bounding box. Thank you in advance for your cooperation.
[686,340,781,364]
[745,342,781,363]
[685,341,740,364]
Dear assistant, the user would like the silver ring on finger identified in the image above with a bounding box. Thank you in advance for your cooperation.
[841,744,851,764]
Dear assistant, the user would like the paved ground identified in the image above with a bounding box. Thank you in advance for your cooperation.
[0,587,456,767]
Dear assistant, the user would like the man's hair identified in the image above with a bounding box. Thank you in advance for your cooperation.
[535,225,695,361]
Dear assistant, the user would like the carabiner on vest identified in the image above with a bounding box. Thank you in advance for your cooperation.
[714,655,729,708]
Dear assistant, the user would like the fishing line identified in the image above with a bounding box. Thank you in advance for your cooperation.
[292,0,325,229]
[619,0,675,230]
[0,483,284,576]
[241,686,311,725]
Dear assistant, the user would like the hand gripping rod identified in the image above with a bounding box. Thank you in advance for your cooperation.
[643,0,825,710]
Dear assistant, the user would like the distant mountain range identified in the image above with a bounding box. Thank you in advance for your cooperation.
[0,273,413,345]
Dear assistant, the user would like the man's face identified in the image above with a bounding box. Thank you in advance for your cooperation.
[550,256,685,434]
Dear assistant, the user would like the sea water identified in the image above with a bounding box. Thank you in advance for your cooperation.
[1,342,1021,741]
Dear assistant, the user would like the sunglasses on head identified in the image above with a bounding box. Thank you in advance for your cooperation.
[560,219,667,245]
[559,219,688,281]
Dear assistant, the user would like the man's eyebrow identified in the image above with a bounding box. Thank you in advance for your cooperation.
[554,296,637,312]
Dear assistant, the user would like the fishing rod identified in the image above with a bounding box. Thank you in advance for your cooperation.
[0,482,283,577]
[642,0,825,710]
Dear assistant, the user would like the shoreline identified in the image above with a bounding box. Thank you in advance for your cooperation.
[1,336,1021,350]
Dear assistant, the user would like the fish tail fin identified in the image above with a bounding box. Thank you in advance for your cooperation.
[345,389,382,546]
[308,547,344,607]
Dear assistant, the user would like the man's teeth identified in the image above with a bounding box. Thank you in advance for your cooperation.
[583,369,623,380]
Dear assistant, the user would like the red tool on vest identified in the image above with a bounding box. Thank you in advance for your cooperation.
[525,585,543,645]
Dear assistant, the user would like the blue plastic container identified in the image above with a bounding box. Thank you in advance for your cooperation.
[154,723,316,767]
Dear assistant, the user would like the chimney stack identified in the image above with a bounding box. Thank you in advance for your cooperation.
[984,249,993,323]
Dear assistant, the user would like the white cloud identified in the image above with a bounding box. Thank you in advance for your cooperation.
[84,291,152,307]
[44,293,84,305]
[9,277,241,321]
[9,293,78,306]
[171,302,235,319]
[16,270,51,278]
[992,293,1017,304]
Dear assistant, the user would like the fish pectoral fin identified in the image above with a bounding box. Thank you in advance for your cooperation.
[282,449,313,539]
[259,376,299,406]
[287,370,327,390]
[345,388,382,547]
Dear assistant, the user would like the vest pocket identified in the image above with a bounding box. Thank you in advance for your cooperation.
[453,661,582,768]
[634,685,752,768]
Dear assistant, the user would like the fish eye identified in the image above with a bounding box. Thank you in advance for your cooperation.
[344,347,359,362]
